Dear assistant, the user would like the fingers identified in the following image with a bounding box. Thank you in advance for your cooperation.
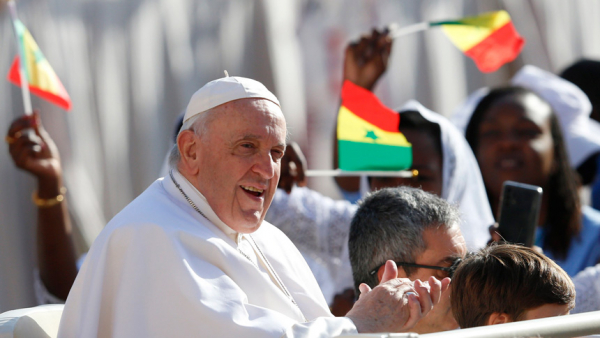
[403,292,423,329]
[278,142,307,193]
[358,283,372,299]
[427,276,443,305]
[286,142,307,187]
[7,114,37,139]
[352,29,389,66]
[380,260,399,283]
[10,134,41,169]
[413,279,434,315]
[278,176,293,194]
[32,110,47,142]
[440,277,451,293]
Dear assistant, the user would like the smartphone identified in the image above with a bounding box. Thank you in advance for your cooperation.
[496,181,543,247]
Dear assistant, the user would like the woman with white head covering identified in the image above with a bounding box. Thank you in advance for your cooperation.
[455,65,600,184]
[454,78,600,276]
[360,100,494,251]
[512,65,600,181]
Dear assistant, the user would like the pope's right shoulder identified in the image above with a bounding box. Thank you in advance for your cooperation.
[93,178,211,245]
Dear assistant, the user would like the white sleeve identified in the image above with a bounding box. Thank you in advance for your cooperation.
[284,317,357,337]
[572,264,600,314]
[59,223,358,338]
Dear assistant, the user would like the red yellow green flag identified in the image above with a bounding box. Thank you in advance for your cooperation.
[7,19,72,110]
[337,80,412,171]
[433,10,525,73]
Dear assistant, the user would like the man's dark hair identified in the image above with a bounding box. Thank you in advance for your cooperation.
[451,244,575,328]
[465,86,581,259]
[348,186,460,293]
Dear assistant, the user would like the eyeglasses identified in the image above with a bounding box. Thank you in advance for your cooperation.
[369,256,465,279]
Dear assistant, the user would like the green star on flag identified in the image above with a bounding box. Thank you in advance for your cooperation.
[365,130,379,141]
[337,80,412,171]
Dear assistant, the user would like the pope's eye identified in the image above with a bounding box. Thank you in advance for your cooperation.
[272,150,284,160]
[241,143,255,149]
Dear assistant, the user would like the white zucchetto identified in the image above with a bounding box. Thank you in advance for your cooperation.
[183,76,280,123]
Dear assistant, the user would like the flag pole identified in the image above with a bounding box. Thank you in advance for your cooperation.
[7,0,33,116]
[305,169,416,178]
[388,22,430,39]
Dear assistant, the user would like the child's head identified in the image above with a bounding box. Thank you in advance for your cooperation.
[451,244,575,328]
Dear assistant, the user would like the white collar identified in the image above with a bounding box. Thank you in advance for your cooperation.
[170,169,241,243]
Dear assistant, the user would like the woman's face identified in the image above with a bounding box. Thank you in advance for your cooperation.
[475,92,555,201]
[369,128,444,196]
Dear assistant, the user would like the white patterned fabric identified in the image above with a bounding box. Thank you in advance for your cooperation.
[266,187,357,304]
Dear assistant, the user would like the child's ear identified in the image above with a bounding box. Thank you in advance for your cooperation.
[486,312,512,325]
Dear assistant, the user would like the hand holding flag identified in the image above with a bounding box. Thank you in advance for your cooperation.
[338,29,412,172]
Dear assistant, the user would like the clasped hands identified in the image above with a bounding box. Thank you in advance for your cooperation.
[346,260,450,333]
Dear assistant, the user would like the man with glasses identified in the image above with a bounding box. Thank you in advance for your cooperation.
[349,186,468,334]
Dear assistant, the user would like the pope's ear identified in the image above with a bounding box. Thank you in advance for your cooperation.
[177,130,200,175]
[486,312,512,326]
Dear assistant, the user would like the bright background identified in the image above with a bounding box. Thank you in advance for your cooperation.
[0,0,599,311]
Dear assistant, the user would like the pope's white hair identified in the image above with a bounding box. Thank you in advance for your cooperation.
[168,108,217,169]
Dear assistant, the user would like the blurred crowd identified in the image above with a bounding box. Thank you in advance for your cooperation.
[4,27,600,335]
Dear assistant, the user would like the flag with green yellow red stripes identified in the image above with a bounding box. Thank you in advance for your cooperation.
[337,80,412,171]
[7,18,72,111]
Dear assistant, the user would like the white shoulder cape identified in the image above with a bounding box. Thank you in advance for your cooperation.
[58,176,357,337]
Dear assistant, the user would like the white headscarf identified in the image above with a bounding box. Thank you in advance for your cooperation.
[512,65,600,168]
[452,65,600,169]
[361,100,494,251]
[451,87,489,134]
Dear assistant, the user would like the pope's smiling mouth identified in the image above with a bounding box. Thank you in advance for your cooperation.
[241,185,265,197]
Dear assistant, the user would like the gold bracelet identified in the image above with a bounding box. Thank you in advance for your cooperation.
[32,187,67,208]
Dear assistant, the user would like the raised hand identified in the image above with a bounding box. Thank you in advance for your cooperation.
[343,28,393,91]
[6,110,62,181]
[346,260,444,333]
[278,141,307,194]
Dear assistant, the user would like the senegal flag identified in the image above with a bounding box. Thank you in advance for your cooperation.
[337,81,412,171]
[7,19,72,111]
[434,10,524,73]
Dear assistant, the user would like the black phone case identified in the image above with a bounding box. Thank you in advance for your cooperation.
[497,181,543,247]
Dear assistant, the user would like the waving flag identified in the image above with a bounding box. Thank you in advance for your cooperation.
[434,10,525,73]
[337,81,412,171]
[7,19,72,111]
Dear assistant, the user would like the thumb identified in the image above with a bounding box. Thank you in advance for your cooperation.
[380,260,398,284]
[32,110,44,138]
[358,283,372,299]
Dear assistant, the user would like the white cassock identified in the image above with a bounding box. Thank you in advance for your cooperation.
[58,170,357,337]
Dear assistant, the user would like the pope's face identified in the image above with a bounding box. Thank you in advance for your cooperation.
[193,98,286,233]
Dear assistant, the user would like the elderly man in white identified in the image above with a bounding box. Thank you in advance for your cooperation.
[58,76,444,337]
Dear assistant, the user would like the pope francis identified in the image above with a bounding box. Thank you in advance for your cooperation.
[58,76,442,337]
